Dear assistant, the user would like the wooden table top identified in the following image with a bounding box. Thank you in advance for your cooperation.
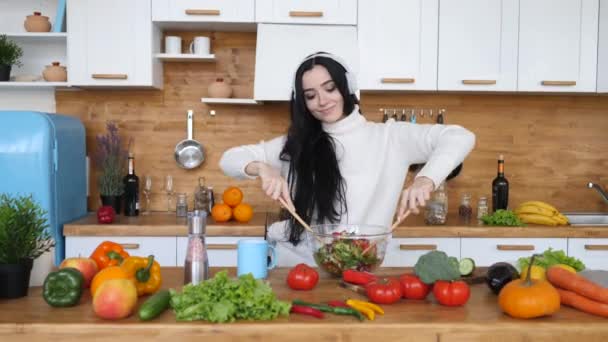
[1,268,607,342]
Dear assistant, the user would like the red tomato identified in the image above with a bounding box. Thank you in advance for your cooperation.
[286,263,319,291]
[399,274,431,300]
[365,277,403,304]
[432,280,471,306]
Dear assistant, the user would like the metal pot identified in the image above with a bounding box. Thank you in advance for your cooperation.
[174,110,205,169]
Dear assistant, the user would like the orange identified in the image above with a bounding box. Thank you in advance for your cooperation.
[223,186,243,207]
[233,203,254,223]
[211,203,232,223]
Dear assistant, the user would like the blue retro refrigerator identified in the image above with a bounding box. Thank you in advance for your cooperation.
[0,111,87,265]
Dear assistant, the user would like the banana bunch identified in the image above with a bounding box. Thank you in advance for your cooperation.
[514,201,569,226]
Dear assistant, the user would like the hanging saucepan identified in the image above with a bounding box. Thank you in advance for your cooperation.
[174,110,205,169]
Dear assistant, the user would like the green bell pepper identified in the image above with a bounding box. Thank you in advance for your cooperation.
[42,267,84,307]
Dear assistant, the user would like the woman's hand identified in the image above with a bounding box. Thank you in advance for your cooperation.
[246,162,295,211]
[397,176,435,216]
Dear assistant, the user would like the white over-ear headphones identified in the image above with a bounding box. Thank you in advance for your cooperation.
[292,52,358,98]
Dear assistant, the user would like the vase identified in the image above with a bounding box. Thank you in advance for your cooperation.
[0,64,10,82]
[101,195,122,215]
[24,12,52,32]
[0,258,33,299]
[207,78,232,98]
[42,62,67,82]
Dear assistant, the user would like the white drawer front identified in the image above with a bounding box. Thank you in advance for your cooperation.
[568,238,608,270]
[461,238,567,267]
[383,238,460,267]
[177,236,264,267]
[65,236,177,266]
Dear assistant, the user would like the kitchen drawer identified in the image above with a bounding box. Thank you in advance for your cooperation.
[152,0,254,22]
[461,238,567,267]
[177,236,264,267]
[65,236,178,266]
[568,238,608,270]
[255,0,356,25]
[382,238,460,267]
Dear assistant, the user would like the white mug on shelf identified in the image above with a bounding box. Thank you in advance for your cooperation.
[165,36,182,54]
[190,36,210,55]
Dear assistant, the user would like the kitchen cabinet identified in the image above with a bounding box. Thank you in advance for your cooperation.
[67,0,163,88]
[253,24,358,101]
[383,238,460,267]
[358,0,438,91]
[255,0,356,25]
[437,0,519,91]
[568,238,608,270]
[152,0,254,23]
[517,0,599,92]
[65,236,178,266]
[177,236,264,267]
[597,0,608,92]
[460,238,567,267]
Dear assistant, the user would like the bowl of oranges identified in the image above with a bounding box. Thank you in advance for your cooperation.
[211,186,254,223]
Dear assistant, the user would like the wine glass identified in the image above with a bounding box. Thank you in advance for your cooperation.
[142,175,152,215]
[165,175,174,212]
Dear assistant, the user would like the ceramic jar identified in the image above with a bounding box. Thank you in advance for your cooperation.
[43,62,67,82]
[207,78,232,98]
[24,12,52,32]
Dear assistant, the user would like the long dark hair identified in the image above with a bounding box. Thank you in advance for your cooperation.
[279,55,359,245]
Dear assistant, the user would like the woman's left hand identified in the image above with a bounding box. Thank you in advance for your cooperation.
[398,176,435,216]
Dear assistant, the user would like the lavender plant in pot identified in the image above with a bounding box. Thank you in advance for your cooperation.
[0,34,23,81]
[95,122,129,214]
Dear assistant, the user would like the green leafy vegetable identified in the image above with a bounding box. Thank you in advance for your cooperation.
[313,235,380,276]
[517,248,586,272]
[481,209,524,226]
[414,250,461,284]
[169,271,291,322]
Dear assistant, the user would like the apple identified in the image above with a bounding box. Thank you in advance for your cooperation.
[59,257,99,288]
[92,279,138,320]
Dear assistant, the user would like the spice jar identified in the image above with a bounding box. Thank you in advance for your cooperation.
[176,193,188,217]
[194,177,210,213]
[477,196,489,224]
[425,182,448,225]
[458,193,473,224]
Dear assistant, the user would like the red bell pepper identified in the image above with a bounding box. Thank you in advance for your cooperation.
[290,305,324,319]
[342,269,377,285]
[97,206,115,224]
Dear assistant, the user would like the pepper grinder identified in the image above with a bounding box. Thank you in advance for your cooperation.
[184,210,209,285]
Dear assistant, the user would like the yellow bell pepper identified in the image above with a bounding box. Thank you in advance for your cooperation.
[121,255,162,296]
[346,299,375,320]
[347,299,384,315]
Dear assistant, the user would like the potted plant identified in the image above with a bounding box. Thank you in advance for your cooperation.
[0,34,23,82]
[95,121,129,214]
[0,194,54,298]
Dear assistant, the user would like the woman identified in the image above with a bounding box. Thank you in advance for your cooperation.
[219,52,475,265]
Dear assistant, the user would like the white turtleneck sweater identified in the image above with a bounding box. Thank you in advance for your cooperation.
[219,107,475,266]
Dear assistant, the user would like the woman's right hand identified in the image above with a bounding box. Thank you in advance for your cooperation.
[246,162,295,211]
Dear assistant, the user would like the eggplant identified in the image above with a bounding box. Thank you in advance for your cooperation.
[486,262,519,295]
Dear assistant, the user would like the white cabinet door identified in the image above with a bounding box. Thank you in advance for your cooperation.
[382,238,460,267]
[65,236,178,266]
[438,0,519,91]
[152,0,254,22]
[254,24,358,101]
[358,0,438,91]
[518,0,599,92]
[256,0,356,25]
[68,0,162,88]
[461,238,567,267]
[596,0,608,92]
[177,236,264,267]
[568,239,608,270]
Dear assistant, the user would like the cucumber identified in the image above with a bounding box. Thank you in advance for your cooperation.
[138,290,171,321]
[459,258,476,277]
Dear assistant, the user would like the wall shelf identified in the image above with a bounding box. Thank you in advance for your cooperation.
[155,53,215,62]
[201,98,262,105]
[0,81,70,88]
[3,32,67,43]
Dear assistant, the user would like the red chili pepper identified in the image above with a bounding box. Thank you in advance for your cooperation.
[343,269,377,285]
[327,300,350,308]
[290,304,325,319]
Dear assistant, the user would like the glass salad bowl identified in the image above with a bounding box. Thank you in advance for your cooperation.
[307,223,390,277]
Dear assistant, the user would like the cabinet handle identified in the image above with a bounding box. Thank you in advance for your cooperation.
[185,9,220,16]
[399,244,437,251]
[541,80,576,86]
[381,78,415,84]
[92,74,128,80]
[289,11,323,17]
[207,244,237,250]
[120,243,140,250]
[462,79,497,85]
[496,244,535,251]
[584,244,608,251]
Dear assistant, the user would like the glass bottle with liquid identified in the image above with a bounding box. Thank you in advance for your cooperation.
[492,155,509,211]
[184,210,209,285]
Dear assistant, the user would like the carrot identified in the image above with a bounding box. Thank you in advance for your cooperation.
[556,288,608,318]
[546,266,608,304]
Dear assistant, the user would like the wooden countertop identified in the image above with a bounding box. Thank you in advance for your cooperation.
[1,267,607,342]
[64,212,608,238]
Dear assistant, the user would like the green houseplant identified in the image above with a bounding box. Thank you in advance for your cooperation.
[0,194,54,298]
[95,121,129,213]
[0,34,23,82]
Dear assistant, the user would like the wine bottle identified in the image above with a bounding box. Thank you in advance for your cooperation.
[123,153,140,216]
[492,154,509,212]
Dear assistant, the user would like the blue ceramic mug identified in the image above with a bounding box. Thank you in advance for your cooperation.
[237,239,276,279]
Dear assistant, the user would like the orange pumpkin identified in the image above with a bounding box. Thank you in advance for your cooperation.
[498,254,561,319]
